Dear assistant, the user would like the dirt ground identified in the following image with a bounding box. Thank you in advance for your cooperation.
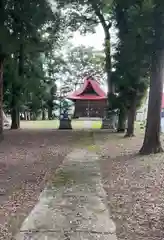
[0,130,87,240]
[96,132,164,240]
[2,129,164,240]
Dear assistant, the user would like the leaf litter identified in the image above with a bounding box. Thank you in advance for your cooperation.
[0,130,84,240]
[97,133,164,240]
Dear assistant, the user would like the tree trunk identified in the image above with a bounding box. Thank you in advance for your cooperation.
[42,110,46,120]
[104,33,112,94]
[48,106,52,120]
[140,2,164,154]
[140,54,163,154]
[24,111,27,120]
[90,4,113,115]
[32,112,37,120]
[0,57,4,140]
[11,106,20,129]
[11,41,24,129]
[11,79,20,129]
[10,95,20,129]
[30,112,33,120]
[27,112,30,121]
[117,108,127,133]
[125,99,136,137]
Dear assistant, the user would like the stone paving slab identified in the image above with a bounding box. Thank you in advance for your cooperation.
[16,149,117,240]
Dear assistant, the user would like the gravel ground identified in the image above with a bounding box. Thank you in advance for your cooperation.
[96,133,164,240]
[0,130,85,240]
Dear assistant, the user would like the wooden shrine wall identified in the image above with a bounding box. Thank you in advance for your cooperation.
[74,100,107,118]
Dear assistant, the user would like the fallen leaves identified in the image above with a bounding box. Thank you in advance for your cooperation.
[0,130,82,240]
[98,133,164,240]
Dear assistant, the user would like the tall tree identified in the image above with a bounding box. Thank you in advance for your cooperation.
[87,0,113,94]
[57,0,114,112]
[2,0,64,129]
[140,0,164,154]
[112,0,150,136]
[10,0,62,128]
[0,0,13,136]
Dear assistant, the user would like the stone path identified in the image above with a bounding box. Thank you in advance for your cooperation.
[16,149,117,240]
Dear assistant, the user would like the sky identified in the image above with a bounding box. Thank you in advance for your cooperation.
[71,25,104,50]
[71,24,117,51]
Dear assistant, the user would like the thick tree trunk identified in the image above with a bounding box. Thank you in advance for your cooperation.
[11,96,20,129]
[11,41,24,129]
[140,2,164,154]
[140,74,163,154]
[140,53,163,154]
[117,108,127,133]
[11,106,20,129]
[0,57,4,140]
[48,106,52,120]
[32,112,37,121]
[125,99,136,137]
[11,80,20,129]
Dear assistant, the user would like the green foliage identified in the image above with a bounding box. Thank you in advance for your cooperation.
[64,45,105,88]
[111,0,150,112]
[1,0,70,122]
[0,0,62,57]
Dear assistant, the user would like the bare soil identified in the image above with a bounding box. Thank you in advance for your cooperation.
[96,132,164,240]
[0,130,84,240]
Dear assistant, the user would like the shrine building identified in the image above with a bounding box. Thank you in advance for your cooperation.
[67,76,107,118]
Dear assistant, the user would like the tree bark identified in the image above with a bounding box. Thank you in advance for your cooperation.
[42,110,46,120]
[140,2,164,154]
[10,91,20,129]
[48,106,52,120]
[11,41,24,129]
[24,111,27,120]
[32,112,37,121]
[104,32,112,94]
[27,112,30,121]
[140,53,163,154]
[89,2,113,116]
[11,106,20,129]
[0,57,4,140]
[10,80,20,129]
[125,99,136,137]
[117,108,127,133]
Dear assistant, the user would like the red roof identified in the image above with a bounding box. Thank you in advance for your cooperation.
[67,77,107,100]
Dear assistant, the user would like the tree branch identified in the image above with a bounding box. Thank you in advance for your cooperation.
[88,1,112,33]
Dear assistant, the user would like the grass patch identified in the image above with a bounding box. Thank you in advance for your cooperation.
[20,120,59,129]
[92,121,102,129]
[87,144,100,152]
[51,169,76,187]
[20,120,102,130]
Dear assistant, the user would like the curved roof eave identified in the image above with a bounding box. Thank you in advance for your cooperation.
[67,77,107,100]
